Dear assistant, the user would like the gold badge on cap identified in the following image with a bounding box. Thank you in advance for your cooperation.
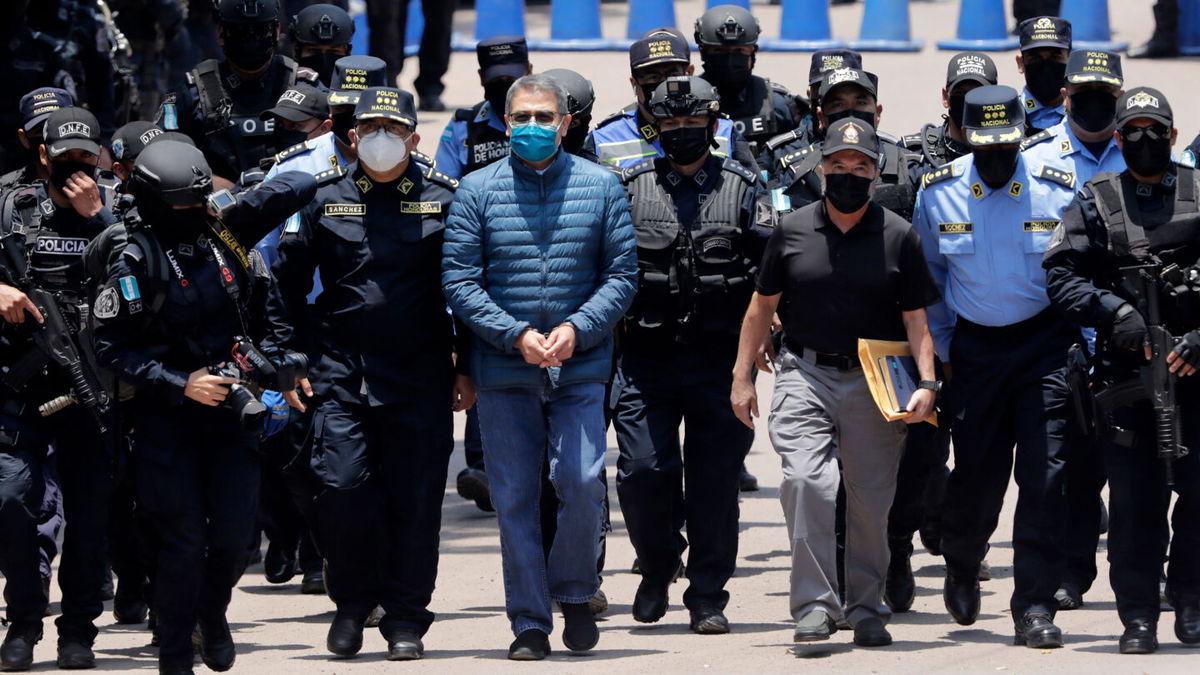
[1127,91,1159,109]
[843,122,861,144]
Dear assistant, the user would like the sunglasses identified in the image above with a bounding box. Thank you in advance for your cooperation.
[1120,124,1170,142]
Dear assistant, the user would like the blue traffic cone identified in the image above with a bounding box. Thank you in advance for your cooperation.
[850,0,923,51]
[1183,0,1200,56]
[403,0,424,58]
[1059,0,1129,51]
[350,6,369,56]
[762,0,845,51]
[708,0,750,8]
[937,0,1018,51]
[475,0,527,44]
[626,0,677,42]
[531,0,617,50]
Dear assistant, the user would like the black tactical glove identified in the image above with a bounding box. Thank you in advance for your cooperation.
[1110,303,1148,351]
[1173,330,1200,369]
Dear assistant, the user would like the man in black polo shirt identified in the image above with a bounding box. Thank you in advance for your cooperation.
[731,118,939,648]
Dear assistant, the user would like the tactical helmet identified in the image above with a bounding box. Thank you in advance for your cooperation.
[694,5,760,48]
[216,0,280,25]
[129,141,213,208]
[648,77,720,120]
[542,68,595,120]
[291,4,353,46]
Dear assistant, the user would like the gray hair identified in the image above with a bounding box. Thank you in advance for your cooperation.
[505,74,570,116]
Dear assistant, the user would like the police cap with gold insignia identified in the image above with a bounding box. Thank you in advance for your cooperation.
[354,87,418,127]
[630,28,690,70]
[962,85,1026,146]
[1018,16,1071,51]
[818,67,877,102]
[329,55,387,106]
[946,52,998,90]
[809,49,862,86]
[1065,50,1122,87]
[821,118,879,163]
[1116,87,1172,128]
[19,87,73,132]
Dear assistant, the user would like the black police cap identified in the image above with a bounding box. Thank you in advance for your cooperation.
[630,28,690,70]
[1018,16,1071,51]
[962,85,1026,146]
[818,68,877,102]
[477,36,529,83]
[292,4,353,46]
[946,52,998,91]
[260,83,329,122]
[543,68,595,119]
[1116,87,1173,128]
[1065,49,1122,87]
[695,4,760,47]
[354,87,418,128]
[648,76,719,120]
[43,107,101,158]
[19,87,73,132]
[822,118,880,163]
[111,121,164,163]
[217,0,280,24]
[329,55,387,106]
[809,49,862,86]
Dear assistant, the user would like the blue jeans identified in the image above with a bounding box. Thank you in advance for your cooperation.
[476,382,606,636]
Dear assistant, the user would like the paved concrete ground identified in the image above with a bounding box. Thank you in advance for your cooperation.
[14,0,1200,672]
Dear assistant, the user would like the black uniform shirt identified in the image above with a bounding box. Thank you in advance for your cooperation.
[756,200,939,355]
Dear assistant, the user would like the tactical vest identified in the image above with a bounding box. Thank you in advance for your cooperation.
[192,56,299,175]
[905,121,968,169]
[623,160,757,340]
[1,185,89,299]
[454,102,510,175]
[723,75,777,150]
[780,140,917,220]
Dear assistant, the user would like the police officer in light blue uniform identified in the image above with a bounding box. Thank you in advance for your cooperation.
[1016,17,1071,136]
[434,36,531,180]
[913,85,1082,649]
[1020,48,1126,613]
[584,29,756,173]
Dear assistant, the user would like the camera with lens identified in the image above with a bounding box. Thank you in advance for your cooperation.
[209,336,309,432]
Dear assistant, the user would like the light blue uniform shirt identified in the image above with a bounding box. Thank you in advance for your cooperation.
[913,153,1078,359]
[1022,87,1066,133]
[435,101,507,180]
[257,131,349,302]
[585,105,738,170]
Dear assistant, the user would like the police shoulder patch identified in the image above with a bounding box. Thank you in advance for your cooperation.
[93,286,119,320]
[1019,129,1054,151]
[424,165,459,190]
[780,144,815,169]
[412,149,436,168]
[920,164,956,189]
[764,129,800,152]
[1036,165,1076,190]
[722,158,757,185]
[620,159,656,184]
[274,140,313,162]
[313,165,344,185]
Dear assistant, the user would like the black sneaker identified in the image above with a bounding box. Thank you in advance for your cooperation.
[688,605,730,635]
[456,467,493,512]
[508,629,551,661]
[56,640,96,669]
[561,602,598,651]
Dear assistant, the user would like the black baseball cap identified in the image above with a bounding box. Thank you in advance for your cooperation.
[946,52,998,90]
[329,55,386,106]
[822,118,879,162]
[477,36,529,83]
[261,83,329,122]
[354,87,417,127]
[809,49,862,86]
[962,85,1026,146]
[1019,16,1071,51]
[1065,49,1122,87]
[19,88,74,132]
[111,121,165,162]
[630,28,690,70]
[819,68,877,102]
[1116,87,1172,128]
[43,107,101,157]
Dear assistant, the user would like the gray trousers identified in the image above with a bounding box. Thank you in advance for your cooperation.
[768,349,907,626]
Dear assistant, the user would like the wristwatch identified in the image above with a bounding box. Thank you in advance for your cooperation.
[918,380,943,395]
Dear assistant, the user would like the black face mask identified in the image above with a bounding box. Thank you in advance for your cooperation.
[563,119,590,154]
[484,81,511,116]
[1023,59,1066,106]
[222,26,276,72]
[298,51,340,86]
[331,111,355,145]
[824,109,875,131]
[49,160,96,192]
[276,128,310,149]
[174,206,211,236]
[639,81,660,107]
[659,126,712,165]
[973,146,1020,189]
[948,96,967,128]
[1123,135,1173,177]
[702,52,753,92]
[1069,89,1118,133]
[824,172,873,213]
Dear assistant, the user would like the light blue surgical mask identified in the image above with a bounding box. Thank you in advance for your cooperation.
[510,121,561,162]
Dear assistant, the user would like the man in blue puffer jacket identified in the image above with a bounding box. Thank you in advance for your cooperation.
[443,74,637,661]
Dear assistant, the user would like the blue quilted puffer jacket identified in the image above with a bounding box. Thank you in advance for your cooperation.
[443,150,637,391]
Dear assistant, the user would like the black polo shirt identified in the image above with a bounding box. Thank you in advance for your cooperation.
[756,200,939,356]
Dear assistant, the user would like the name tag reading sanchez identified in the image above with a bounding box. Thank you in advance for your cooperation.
[324,203,366,216]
